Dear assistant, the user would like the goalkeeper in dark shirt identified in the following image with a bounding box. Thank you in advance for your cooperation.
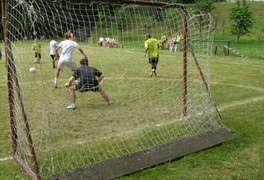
[65,58,112,109]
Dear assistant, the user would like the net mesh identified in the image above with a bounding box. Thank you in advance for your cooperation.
[3,0,223,178]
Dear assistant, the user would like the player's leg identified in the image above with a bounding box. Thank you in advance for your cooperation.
[170,42,174,52]
[149,58,158,77]
[34,52,39,63]
[66,61,78,83]
[51,55,57,68]
[98,86,112,105]
[175,42,179,51]
[66,85,77,109]
[54,59,64,88]
[38,53,41,63]
[51,55,54,68]
[149,58,154,77]
[67,61,78,72]
[54,69,60,88]
[151,62,157,76]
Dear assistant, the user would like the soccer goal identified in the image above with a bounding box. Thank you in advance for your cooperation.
[2,0,232,179]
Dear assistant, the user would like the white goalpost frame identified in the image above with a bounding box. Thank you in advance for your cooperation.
[1,0,233,179]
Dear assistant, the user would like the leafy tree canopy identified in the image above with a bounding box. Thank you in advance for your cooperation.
[229,0,253,43]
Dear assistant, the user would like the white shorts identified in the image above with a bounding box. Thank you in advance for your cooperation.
[57,58,77,71]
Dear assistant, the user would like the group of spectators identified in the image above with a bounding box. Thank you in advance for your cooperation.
[97,36,119,48]
[158,32,183,52]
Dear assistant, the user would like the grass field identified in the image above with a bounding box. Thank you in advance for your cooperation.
[123,56,264,179]
[0,38,221,178]
[1,41,264,179]
[1,2,264,180]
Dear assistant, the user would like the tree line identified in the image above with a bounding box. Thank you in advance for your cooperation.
[0,0,253,43]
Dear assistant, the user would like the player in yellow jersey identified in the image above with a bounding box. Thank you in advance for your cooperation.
[32,38,41,63]
[175,32,183,51]
[144,34,159,77]
[158,33,167,49]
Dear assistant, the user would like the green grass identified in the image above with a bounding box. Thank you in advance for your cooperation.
[119,57,264,180]
[212,2,264,60]
[1,2,264,179]
[1,42,264,179]
[0,40,219,179]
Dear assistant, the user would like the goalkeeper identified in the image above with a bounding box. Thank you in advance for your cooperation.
[65,58,112,109]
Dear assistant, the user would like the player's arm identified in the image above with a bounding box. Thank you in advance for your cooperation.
[98,74,105,82]
[144,47,149,57]
[65,76,76,88]
[144,41,149,57]
[77,46,88,59]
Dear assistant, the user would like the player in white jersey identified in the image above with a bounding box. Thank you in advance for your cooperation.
[54,32,87,88]
[97,36,104,47]
[50,36,58,68]
[104,37,110,47]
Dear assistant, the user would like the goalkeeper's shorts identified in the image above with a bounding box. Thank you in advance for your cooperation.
[76,81,99,92]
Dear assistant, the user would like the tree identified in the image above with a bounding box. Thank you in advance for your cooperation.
[114,7,128,45]
[194,0,215,13]
[229,0,253,43]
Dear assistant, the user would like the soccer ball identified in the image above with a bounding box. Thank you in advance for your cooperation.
[29,67,36,73]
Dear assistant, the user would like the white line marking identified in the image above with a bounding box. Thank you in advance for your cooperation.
[1,77,263,92]
[218,96,264,111]
[211,81,264,92]
[0,156,13,162]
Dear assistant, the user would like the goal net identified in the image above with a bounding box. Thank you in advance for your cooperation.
[2,0,232,179]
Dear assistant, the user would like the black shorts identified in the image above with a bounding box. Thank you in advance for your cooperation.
[51,55,59,60]
[149,58,159,64]
[35,52,41,59]
[76,81,99,92]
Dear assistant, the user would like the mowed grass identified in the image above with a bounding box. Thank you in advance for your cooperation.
[2,1,264,179]
[0,37,264,179]
[0,39,221,179]
[119,59,264,179]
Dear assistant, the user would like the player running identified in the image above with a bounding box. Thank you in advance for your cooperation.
[54,32,87,88]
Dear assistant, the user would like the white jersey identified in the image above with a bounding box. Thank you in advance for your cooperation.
[58,39,78,61]
[50,40,58,55]
[105,37,110,42]
[99,37,104,42]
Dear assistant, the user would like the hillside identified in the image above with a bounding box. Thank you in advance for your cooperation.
[212,2,264,41]
[211,2,264,60]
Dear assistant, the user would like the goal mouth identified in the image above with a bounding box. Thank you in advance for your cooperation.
[2,0,231,179]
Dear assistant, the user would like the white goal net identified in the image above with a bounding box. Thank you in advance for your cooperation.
[2,0,231,179]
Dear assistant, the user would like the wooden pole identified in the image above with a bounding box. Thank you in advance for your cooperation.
[2,0,18,156]
[182,8,188,117]
[1,1,41,179]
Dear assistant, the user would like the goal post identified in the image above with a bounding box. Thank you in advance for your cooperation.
[1,0,41,179]
[2,0,233,179]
